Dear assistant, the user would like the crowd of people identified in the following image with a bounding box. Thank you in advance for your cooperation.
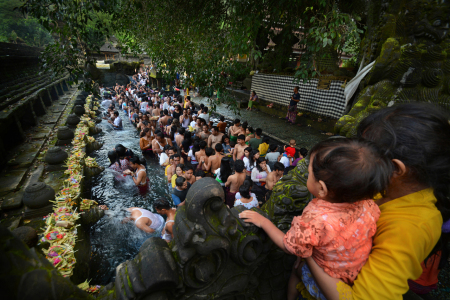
[100,71,309,213]
[97,69,450,300]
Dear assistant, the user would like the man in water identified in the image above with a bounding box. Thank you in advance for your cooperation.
[224,160,246,208]
[171,177,191,207]
[265,162,285,202]
[207,126,224,149]
[233,134,247,161]
[153,198,176,242]
[122,207,164,234]
[108,111,123,129]
[228,119,241,144]
[184,165,196,185]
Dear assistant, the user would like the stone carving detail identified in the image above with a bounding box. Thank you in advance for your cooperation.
[335,0,450,136]
[74,105,85,116]
[44,147,68,165]
[22,182,55,209]
[57,126,74,141]
[96,175,310,300]
[66,114,81,127]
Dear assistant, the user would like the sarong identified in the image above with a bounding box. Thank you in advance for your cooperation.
[286,104,297,123]
[225,187,237,208]
[230,135,238,143]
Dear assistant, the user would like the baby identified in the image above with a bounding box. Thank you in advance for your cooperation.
[240,138,393,300]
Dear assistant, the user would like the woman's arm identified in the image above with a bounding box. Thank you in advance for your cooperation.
[251,168,259,182]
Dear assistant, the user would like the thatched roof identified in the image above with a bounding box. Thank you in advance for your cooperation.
[100,42,119,53]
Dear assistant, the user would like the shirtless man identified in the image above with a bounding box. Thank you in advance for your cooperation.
[152,105,161,117]
[199,125,211,142]
[207,126,224,149]
[175,127,185,148]
[183,165,196,185]
[123,207,164,233]
[153,198,176,242]
[228,119,241,144]
[233,134,247,161]
[159,109,171,129]
[206,143,225,174]
[198,147,214,173]
[164,147,185,165]
[224,160,246,208]
[195,141,207,166]
[152,132,173,156]
[265,162,285,202]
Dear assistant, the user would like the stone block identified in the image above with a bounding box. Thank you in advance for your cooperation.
[2,192,24,210]
[41,113,60,124]
[6,140,45,168]
[0,168,27,195]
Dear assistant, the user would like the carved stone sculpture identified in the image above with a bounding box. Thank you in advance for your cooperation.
[96,171,311,300]
[66,114,81,128]
[335,0,450,136]
[74,105,85,116]
[22,182,55,209]
[44,147,68,165]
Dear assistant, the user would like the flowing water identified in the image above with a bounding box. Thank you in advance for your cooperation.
[86,111,168,285]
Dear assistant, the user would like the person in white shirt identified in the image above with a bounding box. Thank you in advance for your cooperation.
[162,98,170,111]
[108,111,123,129]
[198,107,210,123]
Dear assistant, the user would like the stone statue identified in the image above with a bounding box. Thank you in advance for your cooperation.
[0,160,312,300]
[97,160,312,300]
[335,0,450,136]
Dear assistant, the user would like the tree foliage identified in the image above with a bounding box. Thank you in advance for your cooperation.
[17,0,364,96]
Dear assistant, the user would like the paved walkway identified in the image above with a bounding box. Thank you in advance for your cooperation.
[191,96,328,150]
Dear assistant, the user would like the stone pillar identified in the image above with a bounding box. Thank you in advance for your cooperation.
[40,89,52,106]
[56,82,64,95]
[49,85,58,101]
[33,96,47,116]
[61,80,69,91]
[13,114,26,141]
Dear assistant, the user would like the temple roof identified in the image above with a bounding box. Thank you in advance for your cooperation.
[100,42,119,53]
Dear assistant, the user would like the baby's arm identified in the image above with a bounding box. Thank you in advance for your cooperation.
[239,210,289,253]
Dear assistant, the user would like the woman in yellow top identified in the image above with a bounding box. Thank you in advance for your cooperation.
[304,103,450,300]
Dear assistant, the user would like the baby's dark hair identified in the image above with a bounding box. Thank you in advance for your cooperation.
[310,138,393,203]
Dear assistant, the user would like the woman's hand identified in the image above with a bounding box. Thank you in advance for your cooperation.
[239,210,266,227]
[259,177,266,182]
[123,169,132,175]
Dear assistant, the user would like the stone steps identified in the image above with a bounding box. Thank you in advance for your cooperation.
[0,85,79,212]
[0,71,53,103]
[0,73,66,110]
[0,67,42,91]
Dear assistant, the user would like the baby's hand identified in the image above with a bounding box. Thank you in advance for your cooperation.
[239,210,265,228]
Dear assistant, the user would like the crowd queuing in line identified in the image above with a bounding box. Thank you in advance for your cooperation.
[98,69,450,300]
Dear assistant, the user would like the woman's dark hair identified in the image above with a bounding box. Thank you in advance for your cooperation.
[153,197,171,210]
[310,138,393,203]
[130,156,141,165]
[176,163,185,171]
[241,122,248,130]
[192,141,200,156]
[219,157,232,183]
[255,157,267,172]
[249,149,259,167]
[247,126,254,133]
[262,136,270,144]
[115,145,126,158]
[170,125,178,141]
[357,103,450,220]
[357,103,450,268]
[108,150,120,167]
[239,180,251,199]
